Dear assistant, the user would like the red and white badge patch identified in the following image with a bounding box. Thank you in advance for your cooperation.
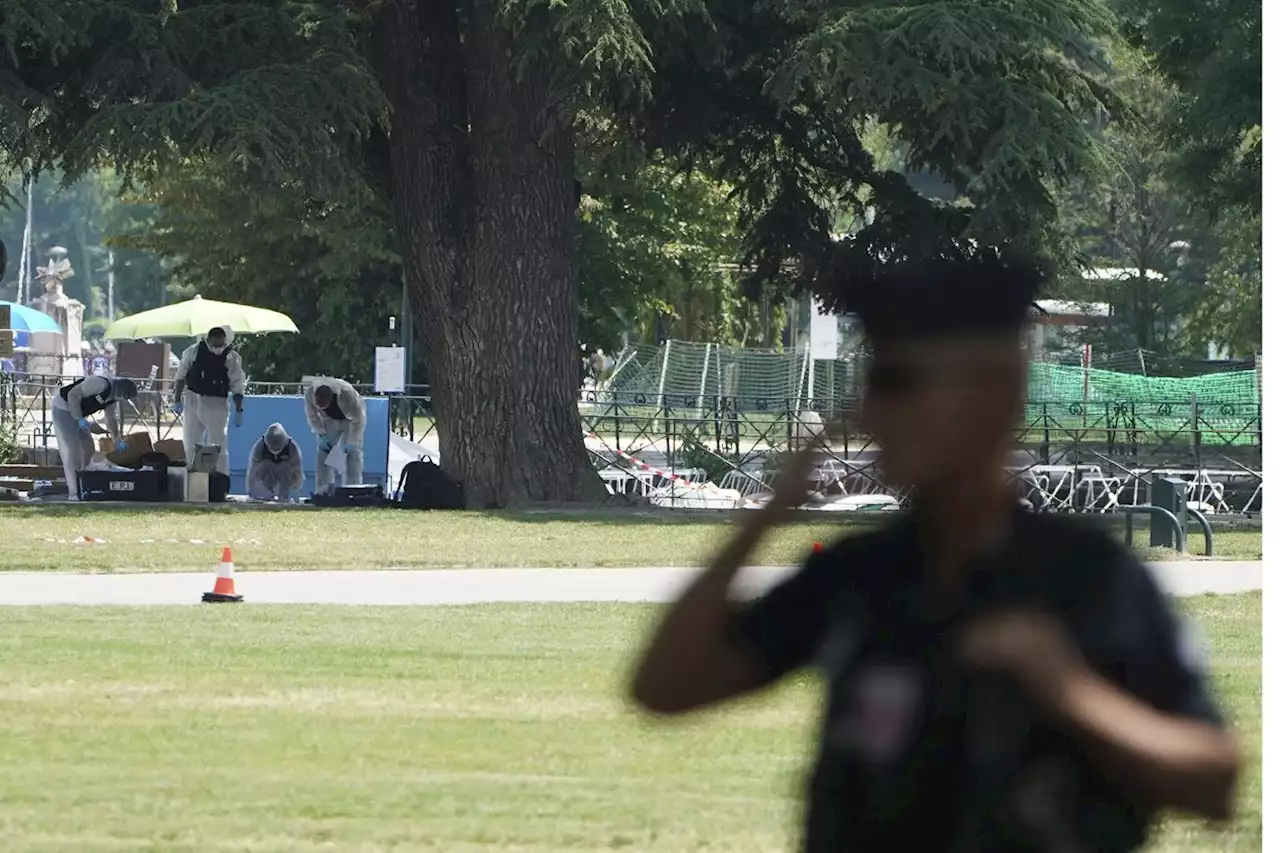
[831,664,923,763]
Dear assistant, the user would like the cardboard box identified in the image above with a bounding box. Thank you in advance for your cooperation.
[154,439,187,465]
[105,432,154,468]
[116,341,171,386]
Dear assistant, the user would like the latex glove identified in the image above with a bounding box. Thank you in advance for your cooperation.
[318,439,333,453]
[341,441,354,454]
[171,401,184,416]
[77,418,91,431]
[115,439,128,453]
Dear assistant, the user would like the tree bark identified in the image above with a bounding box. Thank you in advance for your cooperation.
[373,0,605,507]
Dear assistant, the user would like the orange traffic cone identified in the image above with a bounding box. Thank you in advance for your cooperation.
[202,546,244,603]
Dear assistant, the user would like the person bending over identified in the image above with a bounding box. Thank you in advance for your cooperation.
[52,374,138,499]
[304,377,366,494]
[246,422,303,501]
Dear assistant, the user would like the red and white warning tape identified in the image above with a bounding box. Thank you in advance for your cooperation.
[583,430,705,489]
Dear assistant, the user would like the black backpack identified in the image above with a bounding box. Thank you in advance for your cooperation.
[397,458,464,509]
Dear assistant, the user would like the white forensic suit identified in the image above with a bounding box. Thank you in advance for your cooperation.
[304,377,366,493]
[173,328,246,475]
[246,423,304,501]
[51,374,132,500]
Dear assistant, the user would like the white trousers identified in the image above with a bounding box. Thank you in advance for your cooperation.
[51,405,96,499]
[182,391,230,475]
[315,419,363,493]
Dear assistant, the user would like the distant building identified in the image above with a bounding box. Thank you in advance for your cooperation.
[1026,266,1167,358]
[1082,267,1166,285]
[1027,299,1111,358]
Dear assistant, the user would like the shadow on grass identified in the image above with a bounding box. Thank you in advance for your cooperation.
[1,501,876,526]
[0,501,1261,538]
[0,502,308,519]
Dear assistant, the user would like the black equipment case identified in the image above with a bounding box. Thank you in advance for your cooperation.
[310,484,386,507]
[79,468,169,502]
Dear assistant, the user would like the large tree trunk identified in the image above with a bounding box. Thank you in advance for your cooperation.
[374,0,605,507]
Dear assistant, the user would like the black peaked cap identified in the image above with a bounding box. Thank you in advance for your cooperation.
[839,243,1049,344]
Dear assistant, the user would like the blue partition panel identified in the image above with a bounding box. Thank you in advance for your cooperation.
[225,395,390,496]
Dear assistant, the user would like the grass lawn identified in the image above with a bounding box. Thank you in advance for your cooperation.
[0,594,1259,852]
[0,505,1261,572]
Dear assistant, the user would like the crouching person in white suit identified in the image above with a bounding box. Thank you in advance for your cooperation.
[246,423,304,501]
[304,377,365,494]
[172,325,246,475]
[51,374,138,500]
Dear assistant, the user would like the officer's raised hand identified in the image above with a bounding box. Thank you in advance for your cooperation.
[763,433,826,515]
[959,606,1238,820]
[959,611,1082,706]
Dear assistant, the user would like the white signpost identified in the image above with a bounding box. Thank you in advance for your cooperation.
[374,346,407,394]
[809,296,839,360]
[805,295,840,405]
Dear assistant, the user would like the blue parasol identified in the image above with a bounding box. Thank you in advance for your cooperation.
[0,300,64,348]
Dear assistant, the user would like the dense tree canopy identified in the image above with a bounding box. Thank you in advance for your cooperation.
[1050,58,1194,353]
[1045,14,1261,360]
[2,0,1134,504]
[1118,0,1261,215]
[110,161,405,384]
[1116,0,1261,357]
[106,143,752,382]
[577,157,747,351]
[1179,211,1262,358]
[618,0,1123,303]
[0,168,168,319]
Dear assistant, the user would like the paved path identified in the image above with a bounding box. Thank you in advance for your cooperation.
[0,562,1261,606]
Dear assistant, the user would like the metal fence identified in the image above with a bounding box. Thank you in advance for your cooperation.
[1,374,1262,514]
[572,390,1261,513]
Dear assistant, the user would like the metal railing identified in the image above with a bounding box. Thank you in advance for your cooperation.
[0,375,440,451]
[2,374,1262,515]
[1118,504,1214,557]
[1120,506,1188,555]
[570,391,1261,512]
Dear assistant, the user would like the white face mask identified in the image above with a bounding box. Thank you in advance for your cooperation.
[207,343,226,355]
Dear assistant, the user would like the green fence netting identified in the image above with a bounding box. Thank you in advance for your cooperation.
[603,341,1260,446]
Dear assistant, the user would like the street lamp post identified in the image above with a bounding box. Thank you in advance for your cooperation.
[85,246,117,320]
[400,276,414,389]
[107,251,115,320]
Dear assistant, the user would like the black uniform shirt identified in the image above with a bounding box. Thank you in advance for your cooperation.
[736,507,1223,853]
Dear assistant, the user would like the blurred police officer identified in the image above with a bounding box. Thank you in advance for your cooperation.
[632,247,1238,852]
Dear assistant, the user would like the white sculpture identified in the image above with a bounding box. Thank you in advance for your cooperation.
[27,247,83,378]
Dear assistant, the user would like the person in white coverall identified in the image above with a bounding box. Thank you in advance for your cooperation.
[246,423,304,501]
[171,326,246,475]
[304,377,365,493]
[51,374,138,500]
